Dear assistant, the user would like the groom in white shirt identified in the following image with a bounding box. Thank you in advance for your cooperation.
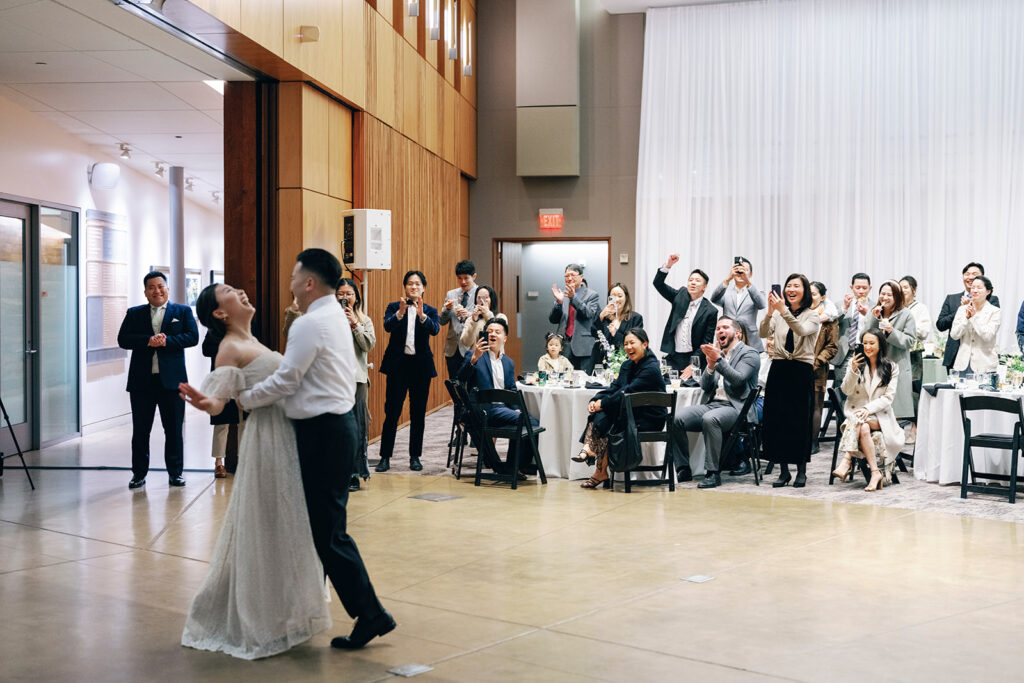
[237,248,395,649]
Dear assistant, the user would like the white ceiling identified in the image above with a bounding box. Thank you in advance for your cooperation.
[600,0,757,13]
[0,0,254,207]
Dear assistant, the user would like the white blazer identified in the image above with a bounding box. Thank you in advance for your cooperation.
[950,302,1001,373]
[841,363,906,463]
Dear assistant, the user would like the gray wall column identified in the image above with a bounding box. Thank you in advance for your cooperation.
[168,166,186,304]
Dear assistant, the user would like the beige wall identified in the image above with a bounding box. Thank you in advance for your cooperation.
[0,95,224,428]
[470,1,643,290]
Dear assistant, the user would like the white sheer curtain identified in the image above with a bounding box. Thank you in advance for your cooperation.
[636,0,1024,353]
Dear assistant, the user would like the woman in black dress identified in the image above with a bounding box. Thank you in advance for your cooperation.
[575,329,667,489]
[758,273,821,487]
[590,282,645,370]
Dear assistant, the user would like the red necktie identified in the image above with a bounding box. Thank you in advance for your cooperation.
[566,305,576,338]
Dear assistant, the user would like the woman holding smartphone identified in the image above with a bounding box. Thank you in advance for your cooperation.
[337,278,375,490]
[590,282,644,369]
[758,274,821,487]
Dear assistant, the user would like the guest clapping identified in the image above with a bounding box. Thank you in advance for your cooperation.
[459,285,506,350]
[936,263,1000,371]
[337,278,375,490]
[377,270,441,473]
[809,281,838,453]
[549,264,601,373]
[950,275,1001,373]
[899,276,934,346]
[575,330,666,489]
[833,273,873,402]
[654,254,718,371]
[591,283,644,369]
[861,280,916,420]
[538,332,574,375]
[710,257,766,352]
[758,274,820,487]
[832,330,905,492]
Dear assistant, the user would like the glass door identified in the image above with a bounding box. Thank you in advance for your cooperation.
[0,200,32,454]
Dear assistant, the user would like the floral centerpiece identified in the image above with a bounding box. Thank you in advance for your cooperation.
[595,331,628,379]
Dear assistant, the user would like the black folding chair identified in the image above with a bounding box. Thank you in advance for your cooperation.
[452,382,489,480]
[443,379,465,473]
[609,391,677,493]
[473,388,547,490]
[818,367,839,444]
[827,385,896,485]
[895,378,923,473]
[720,386,763,486]
[958,395,1024,503]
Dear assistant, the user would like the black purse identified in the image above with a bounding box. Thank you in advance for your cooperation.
[607,404,643,472]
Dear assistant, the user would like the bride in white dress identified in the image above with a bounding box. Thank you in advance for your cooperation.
[179,283,330,659]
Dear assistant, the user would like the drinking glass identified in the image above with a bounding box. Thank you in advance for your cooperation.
[690,355,702,382]
[594,364,604,381]
[538,371,547,386]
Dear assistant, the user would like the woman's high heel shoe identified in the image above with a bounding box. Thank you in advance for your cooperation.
[572,449,595,465]
[580,476,608,489]
[832,455,853,483]
[771,474,792,488]
[864,467,884,492]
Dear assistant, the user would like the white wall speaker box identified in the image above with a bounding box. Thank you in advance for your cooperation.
[88,162,120,189]
[342,209,391,270]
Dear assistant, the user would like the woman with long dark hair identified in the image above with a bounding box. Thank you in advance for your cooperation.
[590,282,645,369]
[861,279,916,420]
[758,273,821,487]
[336,278,375,490]
[832,329,905,491]
[459,284,505,349]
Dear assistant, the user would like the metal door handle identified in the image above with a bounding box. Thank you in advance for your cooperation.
[26,349,37,354]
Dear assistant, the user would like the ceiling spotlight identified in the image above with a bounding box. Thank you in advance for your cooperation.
[119,143,131,159]
[154,162,166,178]
[185,177,195,192]
[211,191,221,204]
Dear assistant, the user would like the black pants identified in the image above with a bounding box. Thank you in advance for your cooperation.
[379,361,432,460]
[294,411,383,620]
[129,375,185,479]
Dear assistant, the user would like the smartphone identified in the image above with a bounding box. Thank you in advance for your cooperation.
[852,343,864,358]
[478,329,489,348]
[771,284,782,297]
[405,298,415,306]
[734,256,743,265]
[340,298,350,309]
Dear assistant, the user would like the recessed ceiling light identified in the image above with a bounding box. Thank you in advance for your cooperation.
[175,135,182,139]
[203,79,225,95]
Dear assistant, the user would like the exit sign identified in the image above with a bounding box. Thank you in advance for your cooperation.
[539,208,563,230]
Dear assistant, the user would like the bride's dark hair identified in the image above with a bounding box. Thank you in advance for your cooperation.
[197,283,227,343]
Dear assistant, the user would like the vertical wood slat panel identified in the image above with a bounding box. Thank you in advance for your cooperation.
[356,114,461,441]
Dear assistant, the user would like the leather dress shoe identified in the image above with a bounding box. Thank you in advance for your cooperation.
[728,461,752,476]
[331,610,396,650]
[409,456,423,471]
[676,469,693,483]
[375,457,390,472]
[349,477,361,492]
[128,477,146,489]
[168,476,186,487]
[214,463,227,479]
[698,471,721,489]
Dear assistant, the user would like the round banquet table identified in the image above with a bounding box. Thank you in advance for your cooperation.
[517,383,706,480]
[914,386,1024,485]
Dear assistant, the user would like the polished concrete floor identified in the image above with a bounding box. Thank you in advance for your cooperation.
[3,418,1024,681]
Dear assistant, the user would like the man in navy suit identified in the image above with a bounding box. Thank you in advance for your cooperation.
[457,317,539,473]
[117,271,199,489]
[377,270,441,472]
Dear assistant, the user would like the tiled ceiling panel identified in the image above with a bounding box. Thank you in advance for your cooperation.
[0,51,146,84]
[70,109,223,135]
[11,82,191,111]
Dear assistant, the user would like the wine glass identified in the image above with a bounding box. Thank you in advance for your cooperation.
[690,355,702,382]
[594,364,604,381]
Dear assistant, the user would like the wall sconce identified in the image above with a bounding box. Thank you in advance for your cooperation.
[211,191,221,204]
[153,162,166,178]
[185,177,195,192]
[447,1,458,60]
[119,143,131,159]
[408,1,418,17]
[429,0,440,40]
[462,21,472,76]
[297,25,320,42]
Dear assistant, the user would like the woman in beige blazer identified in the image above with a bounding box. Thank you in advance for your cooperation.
[832,330,905,491]
[459,285,506,349]
[950,275,1001,374]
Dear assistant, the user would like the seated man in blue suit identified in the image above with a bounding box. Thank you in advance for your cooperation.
[117,271,199,489]
[457,318,539,474]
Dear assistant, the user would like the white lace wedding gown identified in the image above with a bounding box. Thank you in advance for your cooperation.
[181,352,331,659]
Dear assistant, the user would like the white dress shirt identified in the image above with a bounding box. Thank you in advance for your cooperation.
[239,294,356,419]
[404,305,416,355]
[150,303,166,373]
[712,346,735,402]
[675,296,703,353]
[489,350,505,389]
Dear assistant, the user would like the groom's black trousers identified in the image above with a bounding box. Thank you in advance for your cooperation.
[294,410,384,621]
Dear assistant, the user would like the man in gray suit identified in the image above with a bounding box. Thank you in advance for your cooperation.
[548,263,600,373]
[668,317,760,489]
[439,259,477,381]
[709,257,766,352]
[832,272,873,403]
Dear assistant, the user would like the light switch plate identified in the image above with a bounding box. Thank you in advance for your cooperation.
[619,252,629,264]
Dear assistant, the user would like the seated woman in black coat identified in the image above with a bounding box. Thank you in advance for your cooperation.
[574,328,667,489]
[590,282,645,370]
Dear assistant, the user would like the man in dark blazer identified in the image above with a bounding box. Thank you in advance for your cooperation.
[668,317,760,488]
[377,270,441,472]
[936,262,1001,370]
[457,317,539,473]
[549,263,601,373]
[117,271,199,489]
[653,254,718,372]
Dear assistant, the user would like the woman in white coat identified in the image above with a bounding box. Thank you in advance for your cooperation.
[860,280,916,419]
[950,275,1001,374]
[831,330,905,492]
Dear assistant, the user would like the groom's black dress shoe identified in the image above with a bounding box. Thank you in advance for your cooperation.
[128,477,146,489]
[375,457,390,472]
[331,610,396,650]
[168,476,186,487]
[409,457,423,471]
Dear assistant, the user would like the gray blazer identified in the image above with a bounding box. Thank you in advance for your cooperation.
[709,282,766,352]
[833,297,875,367]
[548,286,601,357]
[439,284,477,358]
[699,341,761,421]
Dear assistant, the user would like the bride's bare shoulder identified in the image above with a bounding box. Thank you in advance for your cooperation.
[213,337,267,369]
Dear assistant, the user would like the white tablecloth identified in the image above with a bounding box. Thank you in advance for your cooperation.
[518,384,705,479]
[914,387,1024,485]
